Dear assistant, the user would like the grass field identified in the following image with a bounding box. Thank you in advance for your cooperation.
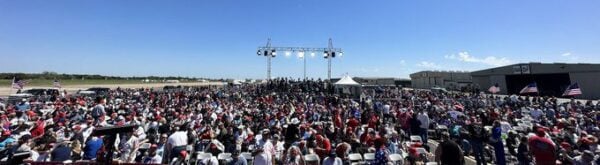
[0,79,167,87]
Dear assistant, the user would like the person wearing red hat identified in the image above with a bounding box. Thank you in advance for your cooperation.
[314,134,331,159]
[528,128,557,165]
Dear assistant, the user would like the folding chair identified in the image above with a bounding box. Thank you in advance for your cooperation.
[348,153,363,165]
[389,153,404,165]
[410,136,423,143]
[217,153,232,164]
[363,153,375,163]
[241,152,253,165]
[304,154,320,165]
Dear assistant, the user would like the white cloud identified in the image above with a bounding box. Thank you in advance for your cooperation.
[444,51,511,66]
[416,61,440,69]
[559,52,582,62]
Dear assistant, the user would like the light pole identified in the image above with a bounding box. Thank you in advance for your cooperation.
[257,38,343,81]
[323,38,342,81]
[256,38,276,80]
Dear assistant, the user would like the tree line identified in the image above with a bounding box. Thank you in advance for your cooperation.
[0,71,210,81]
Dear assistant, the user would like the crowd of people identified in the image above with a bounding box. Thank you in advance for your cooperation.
[0,78,599,165]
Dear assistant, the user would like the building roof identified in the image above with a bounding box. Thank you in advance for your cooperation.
[471,62,600,76]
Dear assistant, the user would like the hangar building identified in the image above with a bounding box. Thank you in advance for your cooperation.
[471,63,600,99]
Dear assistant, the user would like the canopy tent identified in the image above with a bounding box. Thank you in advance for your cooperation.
[333,75,362,99]
[334,75,361,86]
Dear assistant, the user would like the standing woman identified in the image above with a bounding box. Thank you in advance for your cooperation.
[491,120,506,165]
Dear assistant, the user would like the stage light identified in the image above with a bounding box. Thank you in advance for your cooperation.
[339,52,343,57]
[311,52,315,57]
[298,51,305,58]
[285,51,291,57]
[257,50,263,56]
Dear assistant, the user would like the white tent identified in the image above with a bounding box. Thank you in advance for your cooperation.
[334,75,362,98]
[334,75,361,86]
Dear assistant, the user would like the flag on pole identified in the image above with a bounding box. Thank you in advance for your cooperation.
[562,83,582,96]
[11,77,26,89]
[488,83,500,94]
[53,79,62,88]
[519,82,539,94]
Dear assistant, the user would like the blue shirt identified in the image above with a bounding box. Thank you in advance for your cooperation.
[16,103,30,112]
[372,148,388,165]
[0,137,15,150]
[51,145,72,161]
[83,137,103,160]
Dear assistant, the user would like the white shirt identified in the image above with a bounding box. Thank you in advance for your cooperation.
[200,156,219,165]
[417,113,430,129]
[256,140,275,156]
[383,104,391,114]
[253,151,272,165]
[143,154,162,164]
[167,131,188,147]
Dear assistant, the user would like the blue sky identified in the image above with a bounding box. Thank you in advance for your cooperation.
[1,0,599,79]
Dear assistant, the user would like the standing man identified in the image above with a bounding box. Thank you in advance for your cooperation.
[467,121,487,165]
[435,132,464,165]
[417,110,430,144]
[91,96,106,125]
[165,124,188,164]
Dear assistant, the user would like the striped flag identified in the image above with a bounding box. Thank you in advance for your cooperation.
[519,82,539,94]
[53,79,62,88]
[562,83,582,96]
[488,83,500,94]
[11,77,26,89]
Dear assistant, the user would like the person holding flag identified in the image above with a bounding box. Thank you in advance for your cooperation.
[11,77,25,90]
[519,82,539,94]
[562,82,582,97]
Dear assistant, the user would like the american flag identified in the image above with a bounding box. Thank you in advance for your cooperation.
[562,83,582,96]
[53,79,62,88]
[11,77,26,89]
[519,82,538,94]
[488,83,500,94]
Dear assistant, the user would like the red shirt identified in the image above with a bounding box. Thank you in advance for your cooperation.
[315,138,331,159]
[334,114,343,128]
[347,118,360,129]
[528,135,557,165]
[30,121,45,138]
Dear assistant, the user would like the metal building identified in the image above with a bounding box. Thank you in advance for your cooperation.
[471,62,600,99]
[409,71,472,90]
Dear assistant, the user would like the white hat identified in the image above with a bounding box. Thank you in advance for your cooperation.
[291,118,300,125]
